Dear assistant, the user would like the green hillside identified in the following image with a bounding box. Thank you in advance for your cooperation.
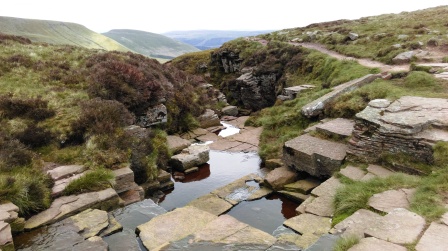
[0,16,130,52]
[103,29,200,59]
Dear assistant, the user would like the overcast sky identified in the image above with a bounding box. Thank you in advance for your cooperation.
[1,1,447,34]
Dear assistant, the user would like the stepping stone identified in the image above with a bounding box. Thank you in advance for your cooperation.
[229,127,262,146]
[339,165,366,181]
[278,191,309,203]
[209,139,241,151]
[305,195,334,217]
[196,132,220,142]
[415,222,448,251]
[69,209,110,239]
[264,166,298,190]
[283,213,331,235]
[331,209,382,238]
[295,232,321,249]
[47,165,85,181]
[166,135,191,154]
[284,178,321,194]
[296,196,315,215]
[283,135,348,178]
[193,215,277,248]
[366,165,394,178]
[311,177,343,197]
[368,188,415,213]
[212,174,272,205]
[316,118,355,138]
[365,208,426,245]
[137,206,217,251]
[187,194,233,216]
[348,237,406,251]
[25,188,120,230]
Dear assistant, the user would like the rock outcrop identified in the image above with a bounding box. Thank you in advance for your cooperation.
[301,74,381,118]
[136,104,167,127]
[211,49,242,73]
[113,167,144,206]
[166,135,191,154]
[197,109,221,128]
[348,96,448,165]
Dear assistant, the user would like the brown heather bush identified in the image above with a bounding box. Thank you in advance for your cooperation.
[0,134,34,171]
[15,124,55,148]
[0,33,32,44]
[0,95,55,121]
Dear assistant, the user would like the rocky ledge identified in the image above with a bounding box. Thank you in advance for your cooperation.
[348,96,448,165]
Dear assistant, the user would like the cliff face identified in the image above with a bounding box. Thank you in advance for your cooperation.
[348,97,448,171]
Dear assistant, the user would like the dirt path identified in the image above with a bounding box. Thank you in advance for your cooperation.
[292,42,410,73]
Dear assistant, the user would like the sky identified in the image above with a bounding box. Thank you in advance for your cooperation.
[1,1,447,34]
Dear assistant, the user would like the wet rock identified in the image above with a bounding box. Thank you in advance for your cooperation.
[212,174,272,205]
[348,96,448,165]
[368,188,415,213]
[103,229,141,251]
[365,208,426,245]
[187,194,233,216]
[157,169,171,183]
[278,191,309,203]
[315,118,355,138]
[73,236,108,251]
[228,126,262,147]
[265,159,283,169]
[415,222,448,251]
[284,178,321,194]
[25,188,120,230]
[349,237,407,251]
[0,221,14,251]
[47,164,85,181]
[197,109,220,128]
[222,106,238,116]
[283,135,347,178]
[264,166,298,190]
[69,209,110,239]
[170,145,210,171]
[112,199,167,230]
[99,215,123,237]
[136,104,167,127]
[295,232,321,249]
[185,167,199,174]
[301,74,381,117]
[339,165,367,181]
[167,135,191,154]
[283,213,331,235]
[331,209,382,238]
[137,206,217,251]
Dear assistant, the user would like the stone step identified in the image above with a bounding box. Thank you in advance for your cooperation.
[264,166,298,191]
[283,178,321,194]
[47,164,85,181]
[166,135,191,154]
[331,209,382,238]
[296,196,315,215]
[283,135,348,178]
[368,188,415,213]
[118,186,144,207]
[51,171,89,198]
[310,177,343,198]
[339,165,367,181]
[315,118,355,139]
[186,194,233,216]
[304,195,335,217]
[366,164,394,178]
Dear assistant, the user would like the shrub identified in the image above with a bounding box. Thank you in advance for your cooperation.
[63,168,114,195]
[404,71,438,90]
[0,135,34,172]
[15,124,55,148]
[0,95,55,121]
[333,235,359,251]
[0,33,31,44]
[84,132,132,169]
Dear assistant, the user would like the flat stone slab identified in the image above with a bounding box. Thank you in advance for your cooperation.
[305,195,334,217]
[316,118,355,138]
[367,165,394,178]
[296,196,315,215]
[283,134,348,178]
[193,215,277,248]
[283,213,331,235]
[170,145,210,171]
[416,222,448,251]
[47,165,85,181]
[225,116,250,128]
[349,237,407,251]
[339,165,367,181]
[228,127,262,147]
[209,139,242,151]
[365,208,426,245]
[69,209,110,239]
[331,209,382,238]
[0,221,13,248]
[0,202,19,223]
[25,188,120,230]
[302,74,381,117]
[295,232,321,249]
[167,135,191,154]
[368,188,415,213]
[187,194,233,216]
[137,206,217,251]
[211,174,273,205]
[113,167,138,194]
[264,166,298,190]
[284,178,321,194]
[52,172,87,198]
[278,191,309,203]
[311,177,343,197]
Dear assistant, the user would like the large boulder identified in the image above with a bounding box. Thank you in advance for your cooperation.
[170,145,210,171]
[221,106,238,116]
[166,135,191,154]
[392,50,430,64]
[197,109,220,128]
[348,96,448,165]
[264,167,298,190]
[283,135,348,178]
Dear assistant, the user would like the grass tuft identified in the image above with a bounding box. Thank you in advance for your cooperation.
[63,168,115,196]
[333,235,360,251]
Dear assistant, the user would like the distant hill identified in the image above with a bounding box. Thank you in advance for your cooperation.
[0,16,130,52]
[102,29,199,59]
[163,30,274,50]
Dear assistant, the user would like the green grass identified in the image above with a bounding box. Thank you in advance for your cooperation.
[333,235,359,251]
[63,168,115,196]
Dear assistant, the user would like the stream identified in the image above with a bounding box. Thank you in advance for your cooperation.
[14,122,300,250]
